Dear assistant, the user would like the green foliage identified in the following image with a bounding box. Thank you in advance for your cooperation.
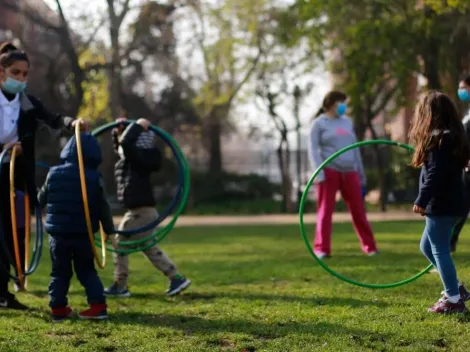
[190,171,277,204]
[78,49,111,123]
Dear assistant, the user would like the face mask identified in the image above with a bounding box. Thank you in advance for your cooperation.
[1,77,27,94]
[336,103,348,116]
[458,89,470,102]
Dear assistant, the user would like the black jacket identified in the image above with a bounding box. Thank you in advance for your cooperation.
[1,93,75,205]
[414,133,467,217]
[112,123,162,209]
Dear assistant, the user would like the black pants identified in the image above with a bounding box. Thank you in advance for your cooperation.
[0,162,26,298]
[48,235,105,308]
[450,172,470,251]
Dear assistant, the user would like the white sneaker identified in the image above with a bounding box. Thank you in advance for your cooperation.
[314,252,330,259]
[367,251,379,257]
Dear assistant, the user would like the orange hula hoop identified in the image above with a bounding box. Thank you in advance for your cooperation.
[9,146,31,290]
[75,123,107,269]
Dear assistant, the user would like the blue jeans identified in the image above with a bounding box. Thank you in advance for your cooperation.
[420,216,460,297]
[48,235,105,308]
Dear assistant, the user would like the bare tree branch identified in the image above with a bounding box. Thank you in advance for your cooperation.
[371,83,400,117]
[118,0,132,27]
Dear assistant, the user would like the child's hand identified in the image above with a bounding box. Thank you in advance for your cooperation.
[4,141,22,155]
[137,118,151,130]
[413,205,425,216]
[72,118,89,132]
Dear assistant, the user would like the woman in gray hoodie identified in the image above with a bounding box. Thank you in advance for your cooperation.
[308,91,378,258]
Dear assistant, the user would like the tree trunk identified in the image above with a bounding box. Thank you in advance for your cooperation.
[422,6,442,90]
[367,117,387,212]
[109,26,122,118]
[208,118,222,173]
[277,142,287,213]
[277,134,293,214]
[207,106,227,174]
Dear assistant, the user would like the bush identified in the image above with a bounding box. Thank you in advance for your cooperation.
[190,171,277,204]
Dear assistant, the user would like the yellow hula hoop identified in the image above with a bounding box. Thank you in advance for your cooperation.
[75,123,106,269]
[9,146,25,290]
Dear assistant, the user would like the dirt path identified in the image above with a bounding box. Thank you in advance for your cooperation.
[108,211,421,227]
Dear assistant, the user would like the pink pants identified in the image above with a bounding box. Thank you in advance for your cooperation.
[315,168,377,255]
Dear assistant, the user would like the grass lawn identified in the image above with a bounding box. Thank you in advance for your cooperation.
[1,220,470,351]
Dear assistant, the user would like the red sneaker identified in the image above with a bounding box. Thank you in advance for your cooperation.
[428,297,468,314]
[51,306,73,323]
[79,303,108,320]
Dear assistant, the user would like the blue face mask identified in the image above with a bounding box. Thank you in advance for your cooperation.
[1,77,27,94]
[336,103,348,116]
[458,89,470,102]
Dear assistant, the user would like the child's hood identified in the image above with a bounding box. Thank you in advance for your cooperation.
[60,133,102,169]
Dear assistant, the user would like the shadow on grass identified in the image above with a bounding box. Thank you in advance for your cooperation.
[109,312,383,340]
[120,291,389,308]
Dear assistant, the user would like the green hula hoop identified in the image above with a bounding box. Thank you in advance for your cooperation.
[92,122,191,254]
[299,139,433,289]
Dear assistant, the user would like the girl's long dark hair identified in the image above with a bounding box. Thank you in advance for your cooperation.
[409,90,470,168]
[314,90,347,118]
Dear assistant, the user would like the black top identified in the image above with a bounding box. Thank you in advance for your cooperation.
[0,91,75,205]
[414,133,467,216]
[112,123,162,210]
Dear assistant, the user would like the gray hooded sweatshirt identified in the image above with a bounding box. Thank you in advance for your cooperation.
[308,114,366,185]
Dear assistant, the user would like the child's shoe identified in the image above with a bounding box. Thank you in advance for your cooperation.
[314,252,331,260]
[51,306,73,323]
[104,282,131,297]
[166,275,191,296]
[429,297,468,314]
[79,303,108,320]
[460,283,470,302]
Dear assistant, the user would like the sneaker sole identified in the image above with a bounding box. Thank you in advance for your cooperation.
[52,312,74,323]
[166,279,191,297]
[104,292,131,298]
[78,314,109,320]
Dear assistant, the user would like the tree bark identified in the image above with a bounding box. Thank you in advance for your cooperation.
[367,113,387,212]
[207,105,228,174]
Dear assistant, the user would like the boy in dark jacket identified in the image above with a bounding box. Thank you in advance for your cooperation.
[105,118,191,298]
[38,132,114,322]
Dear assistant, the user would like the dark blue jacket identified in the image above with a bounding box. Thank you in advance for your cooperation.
[414,133,468,217]
[38,133,114,236]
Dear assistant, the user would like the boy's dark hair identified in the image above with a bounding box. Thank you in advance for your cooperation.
[314,90,347,118]
[409,90,470,168]
[0,42,29,69]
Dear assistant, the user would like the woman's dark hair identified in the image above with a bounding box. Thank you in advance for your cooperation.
[409,90,470,168]
[0,42,18,54]
[460,73,470,86]
[315,90,347,117]
[0,42,29,68]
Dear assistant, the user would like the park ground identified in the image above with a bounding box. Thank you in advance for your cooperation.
[1,218,470,351]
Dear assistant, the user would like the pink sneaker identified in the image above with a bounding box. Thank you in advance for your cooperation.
[428,297,468,314]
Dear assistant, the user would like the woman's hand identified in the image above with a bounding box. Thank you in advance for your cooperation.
[413,204,425,216]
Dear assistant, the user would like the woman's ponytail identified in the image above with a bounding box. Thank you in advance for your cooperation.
[314,107,325,118]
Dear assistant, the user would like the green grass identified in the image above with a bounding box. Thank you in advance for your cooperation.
[2,221,470,351]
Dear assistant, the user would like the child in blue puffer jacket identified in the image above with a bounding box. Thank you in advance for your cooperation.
[38,132,114,322]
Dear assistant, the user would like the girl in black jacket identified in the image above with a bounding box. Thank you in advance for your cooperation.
[410,91,470,314]
[0,42,88,309]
